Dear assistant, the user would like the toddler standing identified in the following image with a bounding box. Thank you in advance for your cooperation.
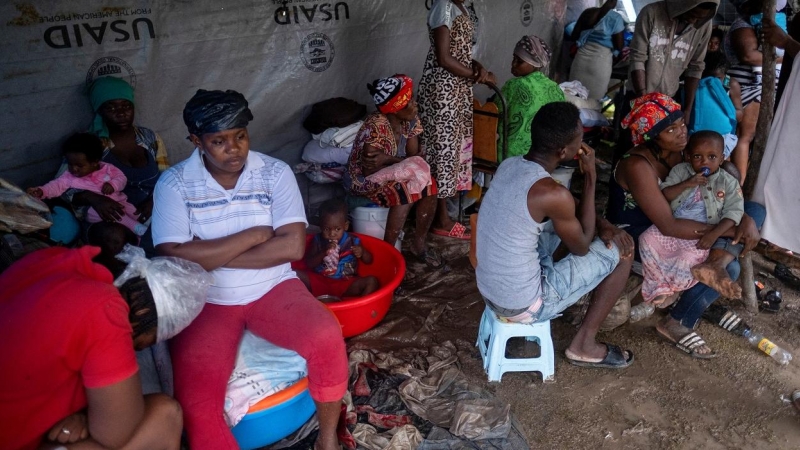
[27,133,147,236]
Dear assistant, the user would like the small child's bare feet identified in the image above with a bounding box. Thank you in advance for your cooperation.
[691,262,742,299]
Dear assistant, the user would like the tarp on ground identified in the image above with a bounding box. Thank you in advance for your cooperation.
[0,0,566,188]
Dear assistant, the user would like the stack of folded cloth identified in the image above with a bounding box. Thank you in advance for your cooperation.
[559,81,609,128]
[295,98,367,184]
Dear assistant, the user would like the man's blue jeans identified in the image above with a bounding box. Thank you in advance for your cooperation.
[669,201,766,328]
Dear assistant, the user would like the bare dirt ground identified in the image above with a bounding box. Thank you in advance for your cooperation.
[350,234,800,449]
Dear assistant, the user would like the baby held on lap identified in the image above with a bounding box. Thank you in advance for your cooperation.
[26,132,148,236]
[640,131,745,305]
[297,198,379,300]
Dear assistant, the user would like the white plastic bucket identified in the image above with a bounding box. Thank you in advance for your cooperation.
[552,166,576,189]
[351,206,402,251]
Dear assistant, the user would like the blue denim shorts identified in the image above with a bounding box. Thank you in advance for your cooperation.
[535,224,621,322]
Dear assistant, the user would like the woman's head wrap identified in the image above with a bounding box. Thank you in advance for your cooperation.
[514,35,552,70]
[367,75,414,115]
[621,92,684,145]
[183,89,254,137]
[88,76,135,139]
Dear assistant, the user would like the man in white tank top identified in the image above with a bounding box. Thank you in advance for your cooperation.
[477,102,635,369]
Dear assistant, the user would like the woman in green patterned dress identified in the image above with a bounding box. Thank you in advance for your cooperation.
[498,35,566,161]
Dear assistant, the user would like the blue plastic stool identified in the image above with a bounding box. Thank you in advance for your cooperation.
[476,307,555,382]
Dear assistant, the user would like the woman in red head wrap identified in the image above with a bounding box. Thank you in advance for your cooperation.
[343,75,446,268]
[607,92,763,359]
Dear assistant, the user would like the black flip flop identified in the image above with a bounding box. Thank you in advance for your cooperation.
[566,343,634,369]
[774,264,800,289]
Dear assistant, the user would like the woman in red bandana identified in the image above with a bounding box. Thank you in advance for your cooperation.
[344,75,445,268]
[607,92,763,359]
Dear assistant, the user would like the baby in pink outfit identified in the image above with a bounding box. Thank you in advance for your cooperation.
[27,133,147,236]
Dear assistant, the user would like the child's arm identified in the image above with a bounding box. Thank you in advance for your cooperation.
[104,163,128,193]
[26,187,43,198]
[35,173,75,199]
[304,237,334,269]
[662,172,707,201]
[352,243,373,265]
[729,79,744,124]
[697,218,736,249]
[720,175,745,225]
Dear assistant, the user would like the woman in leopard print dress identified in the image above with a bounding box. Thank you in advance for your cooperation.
[418,0,495,240]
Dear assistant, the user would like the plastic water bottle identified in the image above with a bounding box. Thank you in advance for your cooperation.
[743,329,793,365]
[700,166,711,177]
[629,302,655,322]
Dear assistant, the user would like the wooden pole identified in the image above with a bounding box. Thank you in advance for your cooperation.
[754,240,800,270]
[740,0,775,313]
[743,0,777,197]
[741,0,777,310]
[742,253,759,313]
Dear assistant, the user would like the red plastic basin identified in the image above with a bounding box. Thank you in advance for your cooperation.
[293,233,405,338]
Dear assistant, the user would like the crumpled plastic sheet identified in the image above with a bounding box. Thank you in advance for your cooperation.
[353,424,423,450]
[0,177,51,234]
[114,245,213,342]
[418,425,530,450]
[450,399,510,440]
[343,343,529,450]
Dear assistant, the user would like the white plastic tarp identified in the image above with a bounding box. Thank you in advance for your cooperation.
[0,0,566,188]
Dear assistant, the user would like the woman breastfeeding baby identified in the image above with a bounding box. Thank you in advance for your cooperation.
[608,93,763,359]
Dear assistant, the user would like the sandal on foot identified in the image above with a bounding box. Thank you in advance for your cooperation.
[411,247,447,270]
[792,390,800,413]
[565,343,634,369]
[431,222,470,240]
[660,330,717,359]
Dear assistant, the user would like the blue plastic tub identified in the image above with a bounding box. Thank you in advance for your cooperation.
[231,378,316,449]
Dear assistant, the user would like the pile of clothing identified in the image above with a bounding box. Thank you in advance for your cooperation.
[295,98,367,184]
[559,80,610,128]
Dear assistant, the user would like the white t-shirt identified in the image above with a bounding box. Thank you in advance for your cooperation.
[152,149,307,306]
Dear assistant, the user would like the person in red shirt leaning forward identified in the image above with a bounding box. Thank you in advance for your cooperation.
[0,246,183,450]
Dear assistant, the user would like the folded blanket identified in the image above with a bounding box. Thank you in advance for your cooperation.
[224,332,308,427]
[313,121,363,148]
[302,139,353,165]
[559,80,589,100]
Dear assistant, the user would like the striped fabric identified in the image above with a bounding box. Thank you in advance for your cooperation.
[724,18,781,106]
[152,149,308,306]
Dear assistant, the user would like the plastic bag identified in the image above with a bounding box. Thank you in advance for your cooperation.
[114,245,212,342]
[0,177,52,234]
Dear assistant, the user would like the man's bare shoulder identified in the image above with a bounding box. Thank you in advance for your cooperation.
[527,177,574,215]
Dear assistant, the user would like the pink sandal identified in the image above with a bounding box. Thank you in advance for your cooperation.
[430,222,471,240]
